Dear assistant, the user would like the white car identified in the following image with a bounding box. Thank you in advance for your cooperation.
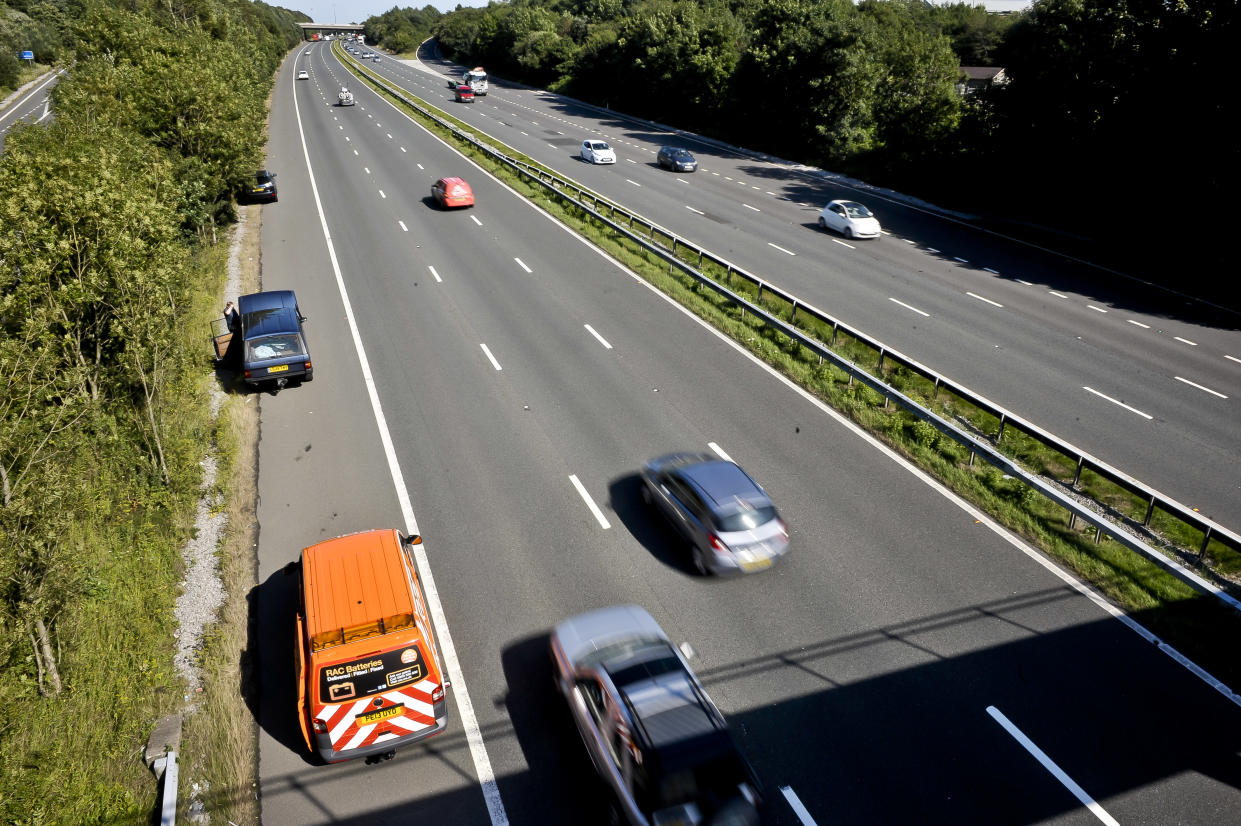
[818,200,881,239]
[580,140,616,164]
[296,70,309,80]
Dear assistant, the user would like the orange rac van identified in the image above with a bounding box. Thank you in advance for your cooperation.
[292,529,448,762]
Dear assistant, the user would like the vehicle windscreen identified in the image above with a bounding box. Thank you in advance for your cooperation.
[714,504,777,533]
[316,644,428,704]
[246,334,301,362]
[591,142,610,151]
[843,203,873,218]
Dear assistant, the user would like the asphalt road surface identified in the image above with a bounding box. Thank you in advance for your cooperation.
[253,44,1241,825]
[0,71,56,153]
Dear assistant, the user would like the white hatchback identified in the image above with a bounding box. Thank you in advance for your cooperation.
[818,199,881,239]
[580,140,616,164]
[297,70,309,80]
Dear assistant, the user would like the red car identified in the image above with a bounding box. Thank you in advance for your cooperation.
[455,84,475,103]
[431,177,474,209]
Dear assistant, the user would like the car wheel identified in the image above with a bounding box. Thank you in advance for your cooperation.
[640,484,651,505]
[691,546,708,576]
[844,226,854,239]
[818,217,826,230]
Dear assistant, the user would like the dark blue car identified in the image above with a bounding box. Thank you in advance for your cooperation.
[236,290,312,387]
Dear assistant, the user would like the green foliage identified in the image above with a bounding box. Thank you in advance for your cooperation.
[365,5,443,55]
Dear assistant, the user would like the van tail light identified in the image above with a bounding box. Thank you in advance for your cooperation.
[312,718,328,734]
[709,534,729,555]
[431,686,445,702]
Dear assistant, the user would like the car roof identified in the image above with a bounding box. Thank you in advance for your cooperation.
[554,604,667,665]
[238,290,301,338]
[678,460,769,510]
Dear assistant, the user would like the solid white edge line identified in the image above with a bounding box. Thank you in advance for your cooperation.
[583,324,613,349]
[707,442,733,463]
[569,474,612,529]
[479,343,502,370]
[986,706,1119,826]
[1174,376,1228,399]
[889,297,931,317]
[966,291,1004,308]
[1082,386,1154,419]
[292,82,510,826]
[779,786,819,826]
[365,64,1241,711]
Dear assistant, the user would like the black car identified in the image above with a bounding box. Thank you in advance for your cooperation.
[231,290,312,388]
[657,146,698,172]
[248,169,277,203]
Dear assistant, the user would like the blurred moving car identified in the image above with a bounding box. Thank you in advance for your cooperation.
[431,176,475,208]
[248,169,277,203]
[550,605,762,826]
[818,199,881,239]
[455,84,475,103]
[657,146,698,172]
[641,452,790,575]
[297,70,309,80]
[580,140,616,164]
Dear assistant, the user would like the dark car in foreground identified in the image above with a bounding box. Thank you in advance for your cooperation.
[641,452,790,575]
[657,146,698,172]
[551,605,762,826]
[248,169,277,203]
[235,290,312,388]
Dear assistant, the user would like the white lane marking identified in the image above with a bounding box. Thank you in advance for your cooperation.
[364,167,371,174]
[428,266,442,283]
[625,158,637,164]
[986,268,1002,275]
[1127,319,1151,329]
[471,215,483,226]
[768,242,796,256]
[708,442,733,463]
[953,256,969,263]
[569,474,612,530]
[1226,354,1241,365]
[676,178,688,185]
[398,221,408,232]
[290,83,509,826]
[379,190,386,199]
[480,343,502,370]
[780,786,819,826]
[353,150,358,156]
[345,136,351,141]
[401,146,407,152]
[625,179,641,187]
[927,247,940,254]
[1174,336,1198,346]
[416,162,424,170]
[1049,290,1068,298]
[1083,386,1153,419]
[1174,376,1228,399]
[387,133,393,139]
[686,205,704,215]
[584,324,613,349]
[515,257,532,273]
[833,238,857,249]
[967,291,1004,308]
[986,707,1119,826]
[743,204,760,212]
[1087,305,1108,313]
[890,297,930,317]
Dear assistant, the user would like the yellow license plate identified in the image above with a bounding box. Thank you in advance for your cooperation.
[356,704,404,725]
[268,364,289,373]
[740,557,772,572]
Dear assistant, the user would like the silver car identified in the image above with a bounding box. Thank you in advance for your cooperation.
[641,453,790,575]
[550,605,762,826]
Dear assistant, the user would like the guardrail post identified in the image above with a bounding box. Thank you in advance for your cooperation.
[758,282,765,301]
[1199,525,1213,559]
[995,412,1007,442]
[1073,455,1085,487]
[1143,495,1156,527]
[790,300,798,323]
[831,321,839,346]
[1069,511,1077,531]
[878,348,886,372]
[1094,526,1103,543]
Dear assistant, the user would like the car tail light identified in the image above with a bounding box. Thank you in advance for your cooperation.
[304,360,312,370]
[312,718,328,733]
[242,370,251,379]
[709,534,730,555]
[776,519,789,540]
[431,686,445,702]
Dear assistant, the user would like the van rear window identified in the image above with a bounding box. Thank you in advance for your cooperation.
[311,612,415,652]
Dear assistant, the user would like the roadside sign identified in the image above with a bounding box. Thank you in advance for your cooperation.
[21,51,34,60]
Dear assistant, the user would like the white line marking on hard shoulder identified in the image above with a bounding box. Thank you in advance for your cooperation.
[584,324,613,349]
[428,266,441,283]
[1083,386,1153,419]
[471,215,482,226]
[480,343,502,370]
[708,442,733,463]
[1049,290,1068,298]
[780,786,819,826]
[1087,304,1108,313]
[1174,336,1198,346]
[890,297,931,317]
[290,83,509,826]
[967,291,1004,308]
[515,257,532,273]
[986,706,1119,826]
[569,475,612,529]
[1127,319,1151,329]
[743,204,760,212]
[1175,376,1228,399]
[398,220,408,232]
[768,242,796,256]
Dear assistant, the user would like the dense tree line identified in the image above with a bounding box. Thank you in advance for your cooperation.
[0,0,303,817]
[381,0,1234,281]
[364,4,442,54]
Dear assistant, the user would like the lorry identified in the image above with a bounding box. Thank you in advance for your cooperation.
[337,87,355,106]
[450,67,488,96]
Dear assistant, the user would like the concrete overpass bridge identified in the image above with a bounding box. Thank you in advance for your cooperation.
[298,22,364,34]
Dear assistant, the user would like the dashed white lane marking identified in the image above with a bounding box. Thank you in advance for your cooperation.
[967,291,1004,308]
[986,706,1119,826]
[364,167,370,174]
[379,190,386,199]
[625,158,637,164]
[779,786,819,826]
[584,324,612,349]
[743,204,760,212]
[1083,386,1153,419]
[569,475,611,529]
[1087,305,1108,313]
[1174,376,1228,399]
[429,266,441,283]
[345,136,350,141]
[386,133,393,139]
[832,238,857,249]
[1127,319,1151,329]
[686,205,704,215]
[1049,290,1068,298]
[1174,336,1198,346]
[953,256,969,263]
[417,162,424,170]
[353,150,358,156]
[479,343,502,370]
[890,298,930,317]
[708,442,733,463]
[401,146,407,152]
[515,257,532,273]
[768,242,796,256]
[625,179,641,187]
[1226,354,1241,365]
[398,221,408,232]
[471,215,483,226]
[986,268,1002,275]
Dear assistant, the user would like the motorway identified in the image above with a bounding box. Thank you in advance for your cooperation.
[0,71,56,153]
[253,44,1241,824]
[358,42,1241,532]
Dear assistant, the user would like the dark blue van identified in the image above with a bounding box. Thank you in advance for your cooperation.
[236,290,312,387]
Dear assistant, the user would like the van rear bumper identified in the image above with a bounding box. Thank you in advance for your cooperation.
[317,715,447,763]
